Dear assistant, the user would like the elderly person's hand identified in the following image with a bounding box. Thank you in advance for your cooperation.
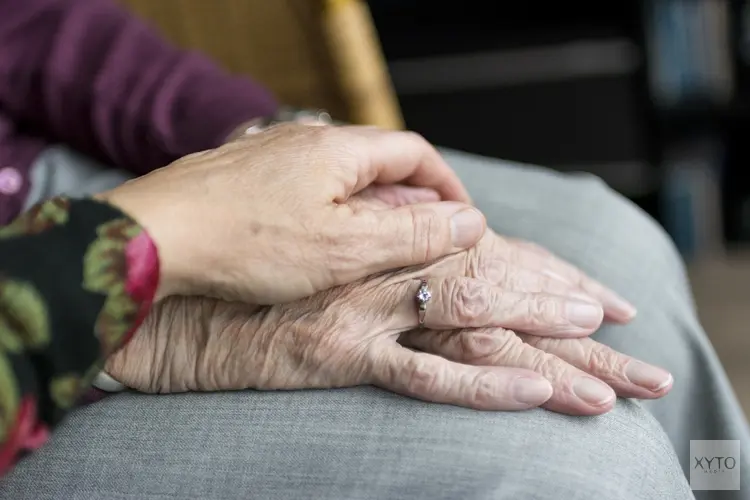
[105,191,671,416]
[97,124,482,304]
[345,184,638,324]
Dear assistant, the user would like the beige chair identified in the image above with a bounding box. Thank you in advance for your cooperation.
[119,0,404,129]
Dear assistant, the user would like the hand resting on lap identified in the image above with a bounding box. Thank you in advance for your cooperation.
[106,188,672,416]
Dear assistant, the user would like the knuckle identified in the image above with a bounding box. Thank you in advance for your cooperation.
[528,296,561,325]
[444,280,489,325]
[411,209,448,262]
[526,350,566,382]
[460,330,496,359]
[494,333,529,364]
[460,328,517,362]
[583,346,619,376]
[519,333,554,350]
[471,371,500,407]
[404,354,441,395]
[472,250,505,283]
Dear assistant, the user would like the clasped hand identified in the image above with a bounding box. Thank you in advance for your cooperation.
[101,123,483,303]
[107,187,672,416]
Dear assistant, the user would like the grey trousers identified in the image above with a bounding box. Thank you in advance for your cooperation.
[1,145,747,499]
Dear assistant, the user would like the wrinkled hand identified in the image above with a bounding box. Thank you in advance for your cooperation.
[398,327,672,415]
[107,277,669,416]
[98,124,482,304]
[360,188,670,414]
[353,185,638,325]
[107,190,671,416]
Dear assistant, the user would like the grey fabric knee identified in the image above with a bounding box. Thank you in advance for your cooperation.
[443,147,750,499]
[0,389,693,500]
[1,145,724,499]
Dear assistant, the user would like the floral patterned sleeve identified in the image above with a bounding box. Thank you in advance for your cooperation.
[0,197,159,475]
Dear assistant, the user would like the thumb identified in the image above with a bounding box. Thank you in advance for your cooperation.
[357,185,441,208]
[351,201,486,275]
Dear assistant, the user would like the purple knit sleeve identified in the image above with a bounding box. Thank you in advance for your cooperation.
[0,0,278,174]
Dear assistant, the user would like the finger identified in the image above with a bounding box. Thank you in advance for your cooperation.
[518,334,672,399]
[506,239,637,323]
[338,126,472,203]
[389,277,604,337]
[343,202,486,276]
[369,343,552,410]
[476,260,600,304]
[400,328,616,416]
[354,185,441,209]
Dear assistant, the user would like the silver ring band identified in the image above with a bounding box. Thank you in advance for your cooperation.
[415,279,432,327]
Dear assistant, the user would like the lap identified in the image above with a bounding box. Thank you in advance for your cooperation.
[0,388,690,500]
[446,148,750,494]
[4,145,701,499]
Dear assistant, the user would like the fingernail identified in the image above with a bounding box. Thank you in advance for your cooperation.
[565,301,603,329]
[602,290,637,321]
[512,377,553,406]
[450,208,485,248]
[573,377,614,406]
[625,360,672,391]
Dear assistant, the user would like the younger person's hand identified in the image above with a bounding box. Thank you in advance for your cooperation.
[98,124,482,304]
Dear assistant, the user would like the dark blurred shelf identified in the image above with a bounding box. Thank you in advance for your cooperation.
[387,38,640,96]
[657,99,750,121]
[652,98,750,140]
[367,1,639,60]
[398,76,646,167]
[368,0,750,244]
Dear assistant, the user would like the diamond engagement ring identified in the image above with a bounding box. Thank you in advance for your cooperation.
[415,279,431,327]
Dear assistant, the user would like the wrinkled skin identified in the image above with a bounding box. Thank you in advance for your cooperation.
[108,187,672,416]
[101,124,482,304]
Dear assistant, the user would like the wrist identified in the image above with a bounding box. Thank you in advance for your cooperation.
[92,190,183,301]
[104,312,165,393]
[104,296,210,393]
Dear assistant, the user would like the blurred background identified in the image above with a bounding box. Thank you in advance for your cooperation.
[119,0,750,412]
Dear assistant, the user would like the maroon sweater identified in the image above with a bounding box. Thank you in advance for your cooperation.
[0,0,278,224]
